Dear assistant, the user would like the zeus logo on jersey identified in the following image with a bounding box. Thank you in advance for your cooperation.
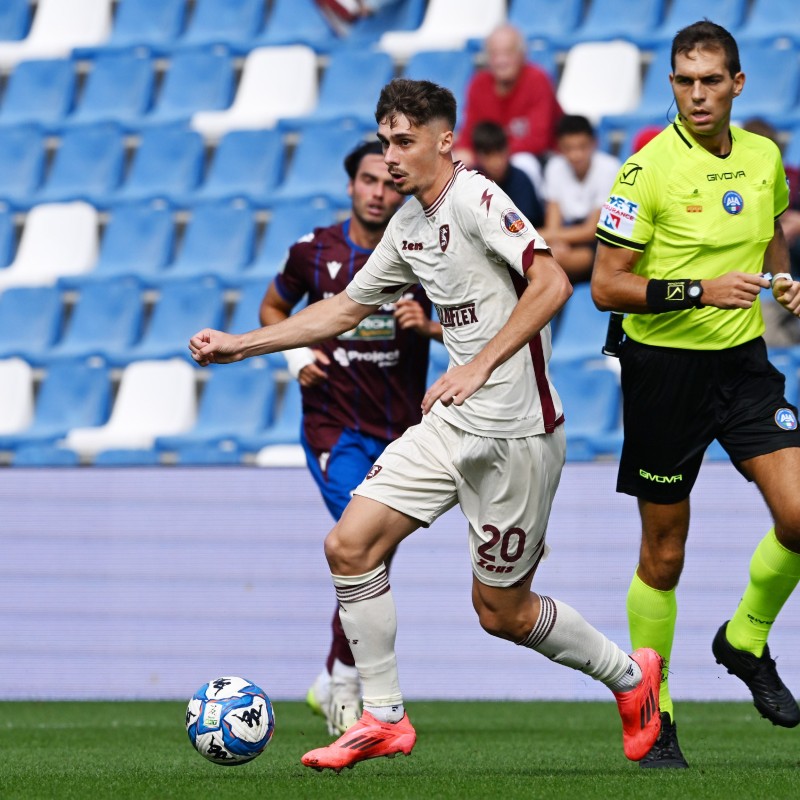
[600,195,639,237]
[436,302,478,328]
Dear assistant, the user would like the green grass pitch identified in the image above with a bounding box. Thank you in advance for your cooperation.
[0,700,798,799]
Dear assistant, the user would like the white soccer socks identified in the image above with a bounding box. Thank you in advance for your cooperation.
[331,564,405,723]
[518,595,642,692]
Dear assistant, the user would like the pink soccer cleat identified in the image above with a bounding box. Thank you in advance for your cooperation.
[301,709,416,773]
[613,647,663,761]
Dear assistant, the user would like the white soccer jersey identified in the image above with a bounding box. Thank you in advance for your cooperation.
[346,162,563,438]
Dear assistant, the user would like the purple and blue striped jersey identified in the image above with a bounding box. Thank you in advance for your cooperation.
[274,219,432,455]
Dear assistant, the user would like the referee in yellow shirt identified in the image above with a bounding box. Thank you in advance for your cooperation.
[592,20,800,768]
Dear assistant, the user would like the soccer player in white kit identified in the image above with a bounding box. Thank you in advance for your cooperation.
[189,79,663,772]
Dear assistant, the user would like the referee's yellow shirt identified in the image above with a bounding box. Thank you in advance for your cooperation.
[596,118,789,350]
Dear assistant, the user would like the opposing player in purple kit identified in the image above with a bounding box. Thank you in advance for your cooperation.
[259,139,440,736]
[190,79,663,772]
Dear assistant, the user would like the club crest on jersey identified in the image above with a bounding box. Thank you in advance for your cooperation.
[501,208,527,237]
[439,224,450,252]
[722,190,744,215]
[774,408,798,431]
[365,464,382,479]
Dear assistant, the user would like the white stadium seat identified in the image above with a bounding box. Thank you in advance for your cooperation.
[191,46,318,142]
[379,0,506,61]
[557,40,643,125]
[64,359,197,458]
[0,202,99,291]
[0,0,112,70]
[0,358,34,435]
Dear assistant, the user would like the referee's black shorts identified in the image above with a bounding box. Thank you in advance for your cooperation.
[617,336,800,503]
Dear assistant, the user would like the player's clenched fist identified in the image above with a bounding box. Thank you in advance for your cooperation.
[188,328,244,367]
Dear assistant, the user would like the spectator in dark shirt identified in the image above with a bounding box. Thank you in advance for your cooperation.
[471,121,545,228]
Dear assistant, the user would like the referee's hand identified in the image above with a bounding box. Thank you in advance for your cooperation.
[702,272,767,309]
[772,273,800,315]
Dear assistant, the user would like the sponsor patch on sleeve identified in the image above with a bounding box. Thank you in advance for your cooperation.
[599,195,639,238]
[500,208,527,237]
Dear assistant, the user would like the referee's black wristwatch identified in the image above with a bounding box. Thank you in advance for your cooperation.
[687,280,704,308]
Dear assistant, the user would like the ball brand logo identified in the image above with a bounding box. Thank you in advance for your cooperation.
[439,224,450,251]
[774,408,798,430]
[500,208,527,237]
[722,190,744,215]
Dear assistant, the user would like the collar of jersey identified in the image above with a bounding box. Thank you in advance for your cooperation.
[424,161,466,217]
[342,218,375,255]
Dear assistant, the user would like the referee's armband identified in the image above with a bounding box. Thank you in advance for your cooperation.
[645,279,704,312]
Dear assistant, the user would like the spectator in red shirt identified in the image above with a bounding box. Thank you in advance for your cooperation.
[456,24,563,164]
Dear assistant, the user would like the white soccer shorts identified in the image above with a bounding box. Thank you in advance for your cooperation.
[353,412,566,587]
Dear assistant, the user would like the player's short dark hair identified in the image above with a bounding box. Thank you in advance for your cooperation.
[343,140,383,179]
[472,121,508,154]
[672,19,741,78]
[556,114,595,139]
[375,78,457,131]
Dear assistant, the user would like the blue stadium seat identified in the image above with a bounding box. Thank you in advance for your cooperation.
[0,58,76,130]
[272,122,370,205]
[549,362,620,439]
[100,0,187,52]
[236,379,302,450]
[348,0,426,47]
[93,448,162,466]
[12,444,81,467]
[403,50,475,111]
[508,0,583,46]
[183,129,285,206]
[110,126,205,204]
[0,124,46,209]
[555,0,666,47]
[159,199,256,284]
[47,276,144,362]
[550,283,613,365]
[241,199,337,285]
[176,0,265,50]
[156,360,276,449]
[35,123,126,207]
[785,125,800,167]
[172,442,243,464]
[642,0,747,47]
[0,360,111,449]
[106,276,225,365]
[0,207,15,266]
[739,0,800,42]
[303,50,394,127]
[732,41,800,119]
[767,347,800,408]
[139,48,234,128]
[0,286,64,366]
[0,0,31,41]
[64,202,175,286]
[248,0,337,52]
[63,50,154,129]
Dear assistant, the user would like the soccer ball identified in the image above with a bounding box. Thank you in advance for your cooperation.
[186,676,275,766]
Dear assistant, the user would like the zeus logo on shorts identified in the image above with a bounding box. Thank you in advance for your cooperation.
[774,408,798,430]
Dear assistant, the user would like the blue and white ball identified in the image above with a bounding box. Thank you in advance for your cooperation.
[186,676,275,765]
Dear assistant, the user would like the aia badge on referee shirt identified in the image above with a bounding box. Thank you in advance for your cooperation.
[439,224,449,251]
[774,408,798,431]
[722,190,744,215]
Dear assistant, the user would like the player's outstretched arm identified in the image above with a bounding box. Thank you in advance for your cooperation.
[422,251,571,413]
[189,291,377,367]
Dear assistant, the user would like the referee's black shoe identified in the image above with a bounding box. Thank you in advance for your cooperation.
[639,712,689,769]
[712,621,800,728]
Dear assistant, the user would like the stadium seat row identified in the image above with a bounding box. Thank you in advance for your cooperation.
[2,0,798,64]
